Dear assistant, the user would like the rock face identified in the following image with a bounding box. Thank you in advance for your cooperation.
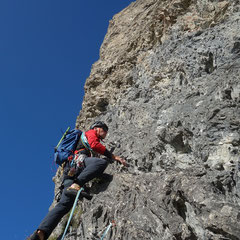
[51,0,240,239]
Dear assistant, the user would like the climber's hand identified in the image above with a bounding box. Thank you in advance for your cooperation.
[113,155,127,166]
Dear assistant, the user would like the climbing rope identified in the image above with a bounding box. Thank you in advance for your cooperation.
[61,188,84,240]
[100,220,116,240]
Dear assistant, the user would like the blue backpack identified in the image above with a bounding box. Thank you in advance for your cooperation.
[54,128,82,166]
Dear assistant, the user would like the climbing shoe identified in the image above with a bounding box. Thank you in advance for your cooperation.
[65,187,93,200]
[81,190,93,200]
[65,187,78,198]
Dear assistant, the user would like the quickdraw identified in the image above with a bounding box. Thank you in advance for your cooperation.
[100,220,116,240]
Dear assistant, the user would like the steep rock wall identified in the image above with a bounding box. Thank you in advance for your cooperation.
[51,0,240,239]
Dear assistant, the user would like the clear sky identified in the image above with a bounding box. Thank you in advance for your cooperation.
[0,1,133,239]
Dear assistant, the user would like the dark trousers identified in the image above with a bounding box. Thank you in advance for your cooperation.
[38,157,108,239]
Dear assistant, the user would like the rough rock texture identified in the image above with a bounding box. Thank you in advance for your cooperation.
[50,0,240,239]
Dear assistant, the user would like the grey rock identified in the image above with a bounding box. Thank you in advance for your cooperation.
[50,0,240,239]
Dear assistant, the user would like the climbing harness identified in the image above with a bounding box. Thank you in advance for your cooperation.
[67,150,86,177]
[73,150,86,168]
[100,220,116,240]
[61,187,84,240]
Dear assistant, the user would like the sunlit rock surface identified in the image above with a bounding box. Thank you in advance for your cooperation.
[50,1,240,239]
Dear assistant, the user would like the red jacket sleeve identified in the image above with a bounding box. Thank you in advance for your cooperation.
[85,129,106,155]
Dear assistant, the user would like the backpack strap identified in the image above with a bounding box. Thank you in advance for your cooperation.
[81,132,94,153]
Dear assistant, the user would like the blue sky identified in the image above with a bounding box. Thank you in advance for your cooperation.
[0,1,133,239]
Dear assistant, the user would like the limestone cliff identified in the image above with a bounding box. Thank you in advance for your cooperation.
[51,0,240,239]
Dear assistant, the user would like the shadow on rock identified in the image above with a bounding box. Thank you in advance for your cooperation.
[90,173,113,194]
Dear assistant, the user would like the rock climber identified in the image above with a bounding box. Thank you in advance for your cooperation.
[29,121,126,240]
